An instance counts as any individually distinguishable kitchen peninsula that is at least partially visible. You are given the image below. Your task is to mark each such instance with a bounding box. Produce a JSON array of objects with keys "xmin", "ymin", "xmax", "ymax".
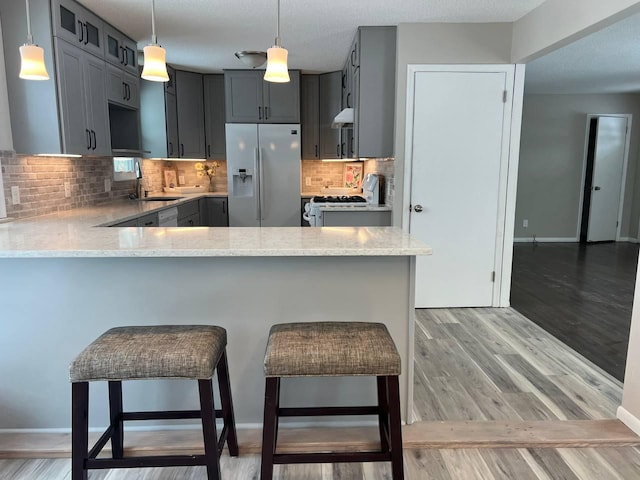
[{"xmin": 0, "ymin": 204, "xmax": 430, "ymax": 432}]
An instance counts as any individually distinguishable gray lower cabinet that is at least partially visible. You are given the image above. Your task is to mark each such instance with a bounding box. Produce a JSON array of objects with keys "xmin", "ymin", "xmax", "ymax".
[
  {"xmin": 176, "ymin": 71, "xmax": 206, "ymax": 158},
  {"xmin": 177, "ymin": 200, "xmax": 200, "ymax": 226},
  {"xmin": 136, "ymin": 213, "xmax": 159, "ymax": 227},
  {"xmin": 319, "ymin": 72, "xmax": 342, "ymax": 159},
  {"xmin": 112, "ymin": 218, "xmax": 137, "ymax": 227},
  {"xmin": 225, "ymin": 70, "xmax": 300, "ymax": 124},
  {"xmin": 301, "ymin": 76, "xmax": 320, "ymax": 160},
  {"xmin": 55, "ymin": 38, "xmax": 110, "ymax": 156},
  {"xmin": 201, "ymin": 197, "xmax": 229, "ymax": 227},
  {"xmin": 204, "ymin": 75, "xmax": 226, "ymax": 159}
]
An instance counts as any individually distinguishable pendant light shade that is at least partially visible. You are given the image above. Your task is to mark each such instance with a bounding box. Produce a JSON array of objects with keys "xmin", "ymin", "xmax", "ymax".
[
  {"xmin": 19, "ymin": 0, "xmax": 49, "ymax": 81},
  {"xmin": 141, "ymin": 0, "xmax": 169, "ymax": 82},
  {"xmin": 264, "ymin": 0, "xmax": 290, "ymax": 83}
]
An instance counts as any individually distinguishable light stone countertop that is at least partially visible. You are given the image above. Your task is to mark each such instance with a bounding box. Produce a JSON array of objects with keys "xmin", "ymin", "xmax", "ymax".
[{"xmin": 0, "ymin": 194, "xmax": 431, "ymax": 258}]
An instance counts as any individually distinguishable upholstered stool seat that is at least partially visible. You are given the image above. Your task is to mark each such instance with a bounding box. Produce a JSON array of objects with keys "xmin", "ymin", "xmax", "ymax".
[
  {"xmin": 261, "ymin": 321, "xmax": 404, "ymax": 479},
  {"xmin": 70, "ymin": 325, "xmax": 238, "ymax": 480}
]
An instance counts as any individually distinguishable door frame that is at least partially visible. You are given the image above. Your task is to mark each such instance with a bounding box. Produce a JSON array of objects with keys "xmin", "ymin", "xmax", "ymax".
[
  {"xmin": 577, "ymin": 114, "xmax": 632, "ymax": 242},
  {"xmin": 402, "ymin": 64, "xmax": 526, "ymax": 307}
]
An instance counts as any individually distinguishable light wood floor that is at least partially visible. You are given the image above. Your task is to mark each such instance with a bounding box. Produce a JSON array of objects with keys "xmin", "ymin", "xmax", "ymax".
[
  {"xmin": 2, "ymin": 447, "xmax": 640, "ymax": 479},
  {"xmin": 3, "ymin": 308, "xmax": 639, "ymax": 478}
]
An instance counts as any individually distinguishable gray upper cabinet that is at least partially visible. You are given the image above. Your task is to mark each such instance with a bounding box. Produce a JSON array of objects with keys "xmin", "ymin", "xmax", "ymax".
[
  {"xmin": 54, "ymin": 38, "xmax": 110, "ymax": 156},
  {"xmin": 140, "ymin": 76, "xmax": 179, "ymax": 159},
  {"xmin": 106, "ymin": 63, "xmax": 139, "ymax": 109},
  {"xmin": 225, "ymin": 70, "xmax": 300, "ymax": 123},
  {"xmin": 203, "ymin": 75, "xmax": 226, "ymax": 159},
  {"xmin": 103, "ymin": 23, "xmax": 137, "ymax": 75},
  {"xmin": 52, "ymin": 0, "xmax": 104, "ymax": 58},
  {"xmin": 301, "ymin": 75, "xmax": 320, "ymax": 160},
  {"xmin": 165, "ymin": 92, "xmax": 179, "ymax": 158},
  {"xmin": 319, "ymin": 72, "xmax": 342, "ymax": 159},
  {"xmin": 176, "ymin": 70, "xmax": 206, "ymax": 158},
  {"xmin": 165, "ymin": 66, "xmax": 176, "ymax": 95},
  {"xmin": 349, "ymin": 26, "xmax": 396, "ymax": 159}
]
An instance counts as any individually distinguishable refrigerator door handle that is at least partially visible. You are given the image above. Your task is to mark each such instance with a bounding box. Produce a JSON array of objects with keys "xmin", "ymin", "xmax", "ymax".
[
  {"xmin": 254, "ymin": 148, "xmax": 261, "ymax": 221},
  {"xmin": 259, "ymin": 147, "xmax": 266, "ymax": 221}
]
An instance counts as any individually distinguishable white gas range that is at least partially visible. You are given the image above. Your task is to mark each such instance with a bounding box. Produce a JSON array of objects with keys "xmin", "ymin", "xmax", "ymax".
[{"xmin": 303, "ymin": 174, "xmax": 382, "ymax": 226}]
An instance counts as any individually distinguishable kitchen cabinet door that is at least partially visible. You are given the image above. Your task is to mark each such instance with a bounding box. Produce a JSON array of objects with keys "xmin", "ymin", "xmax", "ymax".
[
  {"xmin": 106, "ymin": 64, "xmax": 139, "ymax": 109},
  {"xmin": 176, "ymin": 70, "xmax": 206, "ymax": 158},
  {"xmin": 165, "ymin": 92, "xmax": 179, "ymax": 158},
  {"xmin": 225, "ymin": 71, "xmax": 263, "ymax": 123},
  {"xmin": 83, "ymin": 52, "xmax": 111, "ymax": 156},
  {"xmin": 52, "ymin": 0, "xmax": 104, "ymax": 58},
  {"xmin": 55, "ymin": 39, "xmax": 91, "ymax": 154},
  {"xmin": 206, "ymin": 197, "xmax": 229, "ymax": 226},
  {"xmin": 103, "ymin": 23, "xmax": 137, "ymax": 75},
  {"xmin": 165, "ymin": 66, "xmax": 176, "ymax": 95},
  {"xmin": 204, "ymin": 75, "xmax": 226, "ymax": 159},
  {"xmin": 262, "ymin": 71, "xmax": 300, "ymax": 123},
  {"xmin": 319, "ymin": 72, "xmax": 342, "ymax": 159},
  {"xmin": 301, "ymin": 75, "xmax": 320, "ymax": 159}
]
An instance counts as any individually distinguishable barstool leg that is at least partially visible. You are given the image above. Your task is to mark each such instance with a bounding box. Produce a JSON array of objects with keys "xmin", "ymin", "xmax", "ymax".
[
  {"xmin": 71, "ymin": 382, "xmax": 89, "ymax": 480},
  {"xmin": 217, "ymin": 350, "xmax": 239, "ymax": 456},
  {"xmin": 387, "ymin": 376, "xmax": 404, "ymax": 480},
  {"xmin": 377, "ymin": 376, "xmax": 390, "ymax": 453},
  {"xmin": 260, "ymin": 377, "xmax": 280, "ymax": 480},
  {"xmin": 199, "ymin": 379, "xmax": 222, "ymax": 480},
  {"xmin": 108, "ymin": 381, "xmax": 124, "ymax": 459}
]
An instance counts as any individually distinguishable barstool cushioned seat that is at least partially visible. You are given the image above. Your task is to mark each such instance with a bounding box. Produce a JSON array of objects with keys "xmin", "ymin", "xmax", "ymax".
[
  {"xmin": 264, "ymin": 322, "xmax": 401, "ymax": 377},
  {"xmin": 70, "ymin": 325, "xmax": 226, "ymax": 382}
]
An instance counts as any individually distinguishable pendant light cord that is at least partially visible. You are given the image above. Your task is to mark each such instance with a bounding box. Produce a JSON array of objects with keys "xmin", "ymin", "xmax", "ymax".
[
  {"xmin": 151, "ymin": 0, "xmax": 157, "ymax": 45},
  {"xmin": 275, "ymin": 0, "xmax": 281, "ymax": 47},
  {"xmin": 25, "ymin": 0, "xmax": 33, "ymax": 44}
]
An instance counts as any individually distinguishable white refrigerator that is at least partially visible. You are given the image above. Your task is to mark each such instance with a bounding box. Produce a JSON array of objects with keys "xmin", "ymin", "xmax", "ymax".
[{"xmin": 226, "ymin": 124, "xmax": 301, "ymax": 227}]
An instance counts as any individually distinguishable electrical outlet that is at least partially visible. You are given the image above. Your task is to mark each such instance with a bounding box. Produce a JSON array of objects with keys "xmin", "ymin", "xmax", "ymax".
[
  {"xmin": 179, "ymin": 175, "xmax": 185, "ymax": 185},
  {"xmin": 305, "ymin": 177, "xmax": 311, "ymax": 186},
  {"xmin": 64, "ymin": 182, "xmax": 71, "ymax": 198},
  {"xmin": 104, "ymin": 178, "xmax": 111, "ymax": 193},
  {"xmin": 523, "ymin": 219, "xmax": 528, "ymax": 228},
  {"xmin": 11, "ymin": 186, "xmax": 20, "ymax": 205}
]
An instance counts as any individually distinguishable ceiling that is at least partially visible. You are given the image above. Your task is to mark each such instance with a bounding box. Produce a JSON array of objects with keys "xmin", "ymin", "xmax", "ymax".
[
  {"xmin": 525, "ymin": 11, "xmax": 640, "ymax": 94},
  {"xmin": 76, "ymin": 0, "xmax": 546, "ymax": 73}
]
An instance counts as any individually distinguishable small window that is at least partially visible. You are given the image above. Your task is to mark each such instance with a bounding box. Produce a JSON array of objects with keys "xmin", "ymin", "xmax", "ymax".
[{"xmin": 113, "ymin": 157, "xmax": 138, "ymax": 181}]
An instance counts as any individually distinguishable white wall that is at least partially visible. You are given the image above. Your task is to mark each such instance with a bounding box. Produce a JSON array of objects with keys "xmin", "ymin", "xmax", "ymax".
[
  {"xmin": 620, "ymin": 256, "xmax": 640, "ymax": 435},
  {"xmin": 516, "ymin": 94, "xmax": 640, "ymax": 240},
  {"xmin": 0, "ymin": 16, "xmax": 12, "ymax": 219},
  {"xmin": 393, "ymin": 23, "xmax": 513, "ymax": 226},
  {"xmin": 512, "ymin": 0, "xmax": 640, "ymax": 62}
]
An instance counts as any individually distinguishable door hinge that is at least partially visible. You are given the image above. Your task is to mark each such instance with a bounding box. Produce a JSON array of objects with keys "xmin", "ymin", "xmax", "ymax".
[
  {"xmin": 503, "ymin": 91, "xmax": 508, "ymax": 103},
  {"xmin": 491, "ymin": 271, "xmax": 496, "ymax": 282}
]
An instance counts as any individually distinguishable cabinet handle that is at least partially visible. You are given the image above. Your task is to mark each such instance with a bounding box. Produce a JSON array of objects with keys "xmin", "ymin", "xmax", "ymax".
[
  {"xmin": 168, "ymin": 142, "xmax": 173, "ymax": 156},
  {"xmin": 342, "ymin": 72, "xmax": 346, "ymax": 89},
  {"xmin": 189, "ymin": 219, "xmax": 194, "ymax": 226},
  {"xmin": 350, "ymin": 137, "xmax": 355, "ymax": 156},
  {"xmin": 91, "ymin": 130, "xmax": 97, "ymax": 150},
  {"xmin": 265, "ymin": 106, "xmax": 269, "ymax": 120},
  {"xmin": 258, "ymin": 106, "xmax": 262, "ymax": 120},
  {"xmin": 180, "ymin": 144, "xmax": 185, "ymax": 157},
  {"xmin": 337, "ymin": 144, "xmax": 340, "ymax": 157},
  {"xmin": 351, "ymin": 49, "xmax": 356, "ymax": 67},
  {"xmin": 341, "ymin": 142, "xmax": 346, "ymax": 157},
  {"xmin": 347, "ymin": 92, "xmax": 351, "ymax": 108},
  {"xmin": 119, "ymin": 46, "xmax": 124, "ymax": 64},
  {"xmin": 122, "ymin": 82, "xmax": 127, "ymax": 100},
  {"xmin": 208, "ymin": 145, "xmax": 211, "ymax": 157},
  {"xmin": 124, "ymin": 49, "xmax": 129, "ymax": 66},
  {"xmin": 144, "ymin": 221, "xmax": 153, "ymax": 226},
  {"xmin": 83, "ymin": 23, "xmax": 89, "ymax": 45},
  {"xmin": 126, "ymin": 84, "xmax": 131, "ymax": 100},
  {"xmin": 77, "ymin": 21, "xmax": 84, "ymax": 43},
  {"xmin": 222, "ymin": 200, "xmax": 226, "ymax": 214},
  {"xmin": 315, "ymin": 144, "xmax": 318, "ymax": 158},
  {"xmin": 86, "ymin": 129, "xmax": 91, "ymax": 150}
]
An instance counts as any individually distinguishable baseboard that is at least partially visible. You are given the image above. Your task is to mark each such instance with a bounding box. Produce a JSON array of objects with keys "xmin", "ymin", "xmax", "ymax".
[
  {"xmin": 617, "ymin": 406, "xmax": 640, "ymax": 436},
  {"xmin": 513, "ymin": 237, "xmax": 578, "ymax": 243},
  {"xmin": 619, "ymin": 237, "xmax": 638, "ymax": 243},
  {"xmin": 1, "ymin": 420, "xmax": 639, "ymax": 459}
]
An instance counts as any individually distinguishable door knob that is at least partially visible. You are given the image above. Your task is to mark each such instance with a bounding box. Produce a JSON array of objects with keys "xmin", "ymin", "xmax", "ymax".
[
  {"xmin": 413, "ymin": 205, "xmax": 423, "ymax": 213},
  {"xmin": 594, "ymin": 186, "xmax": 601, "ymax": 191}
]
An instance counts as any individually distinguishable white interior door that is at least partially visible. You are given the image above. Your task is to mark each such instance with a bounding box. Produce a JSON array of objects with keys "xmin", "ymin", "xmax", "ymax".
[
  {"xmin": 587, "ymin": 116, "xmax": 628, "ymax": 242},
  {"xmin": 409, "ymin": 70, "xmax": 510, "ymax": 308}
]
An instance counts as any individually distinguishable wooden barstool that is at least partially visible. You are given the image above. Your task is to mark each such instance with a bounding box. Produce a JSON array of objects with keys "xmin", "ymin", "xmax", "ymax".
[
  {"xmin": 260, "ymin": 321, "xmax": 404, "ymax": 479},
  {"xmin": 69, "ymin": 325, "xmax": 238, "ymax": 480}
]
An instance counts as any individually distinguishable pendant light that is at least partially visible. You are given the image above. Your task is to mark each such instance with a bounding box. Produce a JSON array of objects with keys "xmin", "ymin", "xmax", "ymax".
[
  {"xmin": 19, "ymin": 0, "xmax": 49, "ymax": 80},
  {"xmin": 141, "ymin": 0, "xmax": 169, "ymax": 82},
  {"xmin": 264, "ymin": 0, "xmax": 290, "ymax": 83}
]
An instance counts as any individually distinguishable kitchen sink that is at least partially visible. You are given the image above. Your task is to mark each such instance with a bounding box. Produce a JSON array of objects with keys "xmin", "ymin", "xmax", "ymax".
[{"xmin": 138, "ymin": 197, "xmax": 184, "ymax": 202}]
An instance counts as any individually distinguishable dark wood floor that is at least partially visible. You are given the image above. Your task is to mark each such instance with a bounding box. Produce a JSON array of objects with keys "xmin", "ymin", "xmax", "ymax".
[{"xmin": 510, "ymin": 242, "xmax": 639, "ymax": 381}]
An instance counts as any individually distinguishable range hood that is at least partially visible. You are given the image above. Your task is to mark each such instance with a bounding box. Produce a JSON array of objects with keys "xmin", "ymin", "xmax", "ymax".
[{"xmin": 332, "ymin": 108, "xmax": 354, "ymax": 128}]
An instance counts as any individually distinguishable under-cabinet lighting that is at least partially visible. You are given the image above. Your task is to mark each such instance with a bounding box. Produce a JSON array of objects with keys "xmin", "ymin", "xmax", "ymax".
[{"xmin": 34, "ymin": 154, "xmax": 82, "ymax": 158}]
